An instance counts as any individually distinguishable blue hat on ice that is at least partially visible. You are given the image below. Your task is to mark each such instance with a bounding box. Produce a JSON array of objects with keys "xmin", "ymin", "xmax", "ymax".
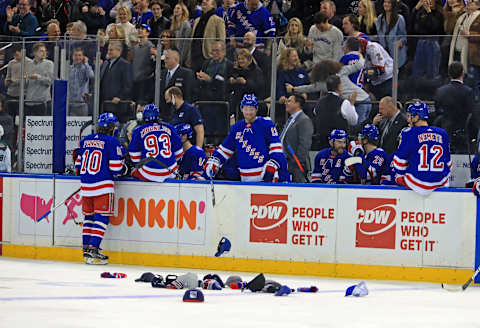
[
  {"xmin": 345, "ymin": 281, "xmax": 368, "ymax": 297},
  {"xmin": 215, "ymin": 237, "xmax": 231, "ymax": 257},
  {"xmin": 183, "ymin": 289, "xmax": 204, "ymax": 302}
]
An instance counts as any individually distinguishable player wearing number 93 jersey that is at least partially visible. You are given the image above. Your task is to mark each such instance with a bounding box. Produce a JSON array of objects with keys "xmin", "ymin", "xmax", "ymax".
[
  {"xmin": 75, "ymin": 112, "xmax": 126, "ymax": 264},
  {"xmin": 393, "ymin": 101, "xmax": 452, "ymax": 196},
  {"xmin": 129, "ymin": 104, "xmax": 183, "ymax": 182}
]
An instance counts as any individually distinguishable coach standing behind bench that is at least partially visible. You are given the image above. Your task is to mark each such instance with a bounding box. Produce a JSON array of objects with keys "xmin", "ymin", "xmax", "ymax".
[{"xmin": 280, "ymin": 94, "xmax": 313, "ymax": 183}]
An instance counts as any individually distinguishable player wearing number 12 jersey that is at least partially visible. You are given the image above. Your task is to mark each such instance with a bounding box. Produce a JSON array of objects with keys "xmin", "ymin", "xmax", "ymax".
[
  {"xmin": 393, "ymin": 101, "xmax": 452, "ymax": 196},
  {"xmin": 75, "ymin": 112, "xmax": 126, "ymax": 264},
  {"xmin": 129, "ymin": 104, "xmax": 183, "ymax": 182}
]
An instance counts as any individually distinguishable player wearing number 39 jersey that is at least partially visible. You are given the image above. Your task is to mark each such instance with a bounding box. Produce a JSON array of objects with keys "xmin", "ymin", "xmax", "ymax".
[
  {"xmin": 393, "ymin": 101, "xmax": 452, "ymax": 196},
  {"xmin": 75, "ymin": 112, "xmax": 126, "ymax": 265},
  {"xmin": 129, "ymin": 104, "xmax": 183, "ymax": 182}
]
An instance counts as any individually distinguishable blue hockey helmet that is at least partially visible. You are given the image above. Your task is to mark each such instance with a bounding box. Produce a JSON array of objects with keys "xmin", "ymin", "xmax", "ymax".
[
  {"xmin": 407, "ymin": 101, "xmax": 429, "ymax": 120},
  {"xmin": 142, "ymin": 103, "xmax": 159, "ymax": 122},
  {"xmin": 175, "ymin": 123, "xmax": 193, "ymax": 139},
  {"xmin": 360, "ymin": 124, "xmax": 379, "ymax": 141},
  {"xmin": 329, "ymin": 129, "xmax": 348, "ymax": 141},
  {"xmin": 240, "ymin": 94, "xmax": 258, "ymax": 109},
  {"xmin": 97, "ymin": 112, "xmax": 118, "ymax": 128}
]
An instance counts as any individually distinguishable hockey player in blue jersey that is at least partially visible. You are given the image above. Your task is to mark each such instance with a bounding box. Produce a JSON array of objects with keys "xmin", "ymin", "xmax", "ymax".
[
  {"xmin": 355, "ymin": 124, "xmax": 390, "ymax": 184},
  {"xmin": 175, "ymin": 123, "xmax": 206, "ymax": 180},
  {"xmin": 227, "ymin": 0, "xmax": 276, "ymax": 50},
  {"xmin": 129, "ymin": 104, "xmax": 184, "ymax": 182},
  {"xmin": 312, "ymin": 129, "xmax": 352, "ymax": 184},
  {"xmin": 75, "ymin": 112, "xmax": 126, "ymax": 265},
  {"xmin": 204, "ymin": 94, "xmax": 289, "ymax": 182},
  {"xmin": 393, "ymin": 101, "xmax": 452, "ymax": 196}
]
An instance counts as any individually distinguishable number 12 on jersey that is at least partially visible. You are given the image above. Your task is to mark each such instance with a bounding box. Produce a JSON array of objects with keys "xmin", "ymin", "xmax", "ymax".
[{"xmin": 417, "ymin": 144, "xmax": 444, "ymax": 172}]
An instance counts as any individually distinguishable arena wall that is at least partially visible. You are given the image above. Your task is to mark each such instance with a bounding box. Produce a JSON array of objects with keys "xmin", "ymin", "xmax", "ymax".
[{"xmin": 1, "ymin": 174, "xmax": 479, "ymax": 284}]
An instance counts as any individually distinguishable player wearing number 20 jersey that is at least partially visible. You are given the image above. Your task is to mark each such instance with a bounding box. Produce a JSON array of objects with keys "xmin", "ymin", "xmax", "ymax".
[
  {"xmin": 393, "ymin": 101, "xmax": 451, "ymax": 196},
  {"xmin": 129, "ymin": 104, "xmax": 183, "ymax": 182}
]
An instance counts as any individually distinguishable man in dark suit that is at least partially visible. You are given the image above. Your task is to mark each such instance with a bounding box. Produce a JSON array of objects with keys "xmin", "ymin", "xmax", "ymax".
[
  {"xmin": 159, "ymin": 48, "xmax": 195, "ymax": 120},
  {"xmin": 243, "ymin": 32, "xmax": 271, "ymax": 92},
  {"xmin": 100, "ymin": 41, "xmax": 133, "ymax": 123},
  {"xmin": 435, "ymin": 61, "xmax": 474, "ymax": 153},
  {"xmin": 280, "ymin": 95, "xmax": 314, "ymax": 182},
  {"xmin": 372, "ymin": 96, "xmax": 408, "ymax": 155}
]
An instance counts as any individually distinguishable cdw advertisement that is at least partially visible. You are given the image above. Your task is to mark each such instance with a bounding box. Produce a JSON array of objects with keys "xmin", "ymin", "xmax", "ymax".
[
  {"xmin": 240, "ymin": 187, "xmax": 338, "ymax": 261},
  {"xmin": 15, "ymin": 179, "xmax": 208, "ymax": 247},
  {"xmin": 337, "ymin": 189, "xmax": 475, "ymax": 268}
]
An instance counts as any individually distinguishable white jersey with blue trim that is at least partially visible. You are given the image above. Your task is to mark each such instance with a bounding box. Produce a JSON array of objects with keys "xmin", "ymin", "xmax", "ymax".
[
  {"xmin": 393, "ymin": 126, "xmax": 452, "ymax": 195},
  {"xmin": 75, "ymin": 133, "xmax": 125, "ymax": 197},
  {"xmin": 365, "ymin": 41, "xmax": 393, "ymax": 86},
  {"xmin": 227, "ymin": 2, "xmax": 276, "ymax": 49},
  {"xmin": 128, "ymin": 122, "xmax": 183, "ymax": 182},
  {"xmin": 179, "ymin": 145, "xmax": 206, "ymax": 180},
  {"xmin": 211, "ymin": 117, "xmax": 288, "ymax": 182}
]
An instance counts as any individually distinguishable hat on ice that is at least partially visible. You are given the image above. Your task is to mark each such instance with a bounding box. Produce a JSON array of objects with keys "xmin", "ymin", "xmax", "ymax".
[
  {"xmin": 242, "ymin": 273, "xmax": 265, "ymax": 292},
  {"xmin": 135, "ymin": 272, "xmax": 161, "ymax": 283},
  {"xmin": 183, "ymin": 289, "xmax": 205, "ymax": 302},
  {"xmin": 345, "ymin": 281, "xmax": 369, "ymax": 297},
  {"xmin": 226, "ymin": 275, "xmax": 242, "ymax": 286},
  {"xmin": 274, "ymin": 285, "xmax": 293, "ymax": 296}
]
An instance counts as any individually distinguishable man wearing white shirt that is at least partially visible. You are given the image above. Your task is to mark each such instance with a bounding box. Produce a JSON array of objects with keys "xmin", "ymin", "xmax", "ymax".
[{"xmin": 311, "ymin": 75, "xmax": 358, "ymax": 150}]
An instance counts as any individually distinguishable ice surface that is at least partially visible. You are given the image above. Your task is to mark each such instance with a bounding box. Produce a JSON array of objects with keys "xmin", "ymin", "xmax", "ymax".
[{"xmin": 0, "ymin": 257, "xmax": 478, "ymax": 328}]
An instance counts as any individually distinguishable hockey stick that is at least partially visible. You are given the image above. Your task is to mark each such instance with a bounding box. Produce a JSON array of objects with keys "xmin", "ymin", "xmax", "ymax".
[
  {"xmin": 37, "ymin": 187, "xmax": 82, "ymax": 224},
  {"xmin": 442, "ymin": 266, "xmax": 480, "ymax": 292},
  {"xmin": 286, "ymin": 144, "xmax": 306, "ymax": 176},
  {"xmin": 209, "ymin": 172, "xmax": 216, "ymax": 207}
]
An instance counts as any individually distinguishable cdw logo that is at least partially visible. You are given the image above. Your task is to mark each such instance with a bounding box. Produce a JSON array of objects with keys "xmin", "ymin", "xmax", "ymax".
[
  {"xmin": 249, "ymin": 194, "xmax": 288, "ymax": 244},
  {"xmin": 356, "ymin": 198, "xmax": 397, "ymax": 249}
]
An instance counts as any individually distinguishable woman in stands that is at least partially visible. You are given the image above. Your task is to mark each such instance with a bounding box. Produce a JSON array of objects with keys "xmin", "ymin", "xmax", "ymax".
[
  {"xmin": 228, "ymin": 49, "xmax": 265, "ymax": 118},
  {"xmin": 276, "ymin": 48, "xmax": 309, "ymax": 106},
  {"xmin": 116, "ymin": 5, "xmax": 137, "ymax": 47},
  {"xmin": 170, "ymin": 3, "xmax": 192, "ymax": 67},
  {"xmin": 102, "ymin": 24, "xmax": 131, "ymax": 61},
  {"xmin": 357, "ymin": 0, "xmax": 377, "ymax": 36},
  {"xmin": 277, "ymin": 18, "xmax": 309, "ymax": 65}
]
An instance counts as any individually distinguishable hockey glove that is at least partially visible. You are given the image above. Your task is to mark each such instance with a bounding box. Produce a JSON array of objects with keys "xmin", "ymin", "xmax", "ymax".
[
  {"xmin": 473, "ymin": 178, "xmax": 480, "ymax": 197},
  {"xmin": 348, "ymin": 141, "xmax": 364, "ymax": 157},
  {"xmin": 204, "ymin": 156, "xmax": 221, "ymax": 178},
  {"xmin": 262, "ymin": 159, "xmax": 279, "ymax": 182}
]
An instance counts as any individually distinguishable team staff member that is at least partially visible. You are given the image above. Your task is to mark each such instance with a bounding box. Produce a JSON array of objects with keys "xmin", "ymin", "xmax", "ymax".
[
  {"xmin": 75, "ymin": 113, "xmax": 126, "ymax": 265},
  {"xmin": 165, "ymin": 86, "xmax": 205, "ymax": 148}
]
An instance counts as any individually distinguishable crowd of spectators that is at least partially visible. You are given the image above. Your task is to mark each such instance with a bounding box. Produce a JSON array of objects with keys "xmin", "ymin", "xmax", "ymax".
[{"xmin": 0, "ymin": 0, "xmax": 479, "ymax": 167}]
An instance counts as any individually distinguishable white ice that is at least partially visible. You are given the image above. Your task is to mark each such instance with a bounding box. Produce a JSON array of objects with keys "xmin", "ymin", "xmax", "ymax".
[{"xmin": 0, "ymin": 257, "xmax": 478, "ymax": 328}]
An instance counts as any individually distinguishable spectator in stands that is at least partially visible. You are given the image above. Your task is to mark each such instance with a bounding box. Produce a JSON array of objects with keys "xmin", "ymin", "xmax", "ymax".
[
  {"xmin": 243, "ymin": 32, "xmax": 271, "ymax": 89},
  {"xmin": 376, "ymin": 0, "xmax": 407, "ymax": 69},
  {"xmin": 69, "ymin": 21, "xmax": 97, "ymax": 66},
  {"xmin": 276, "ymin": 48, "xmax": 309, "ymax": 105},
  {"xmin": 98, "ymin": 0, "xmax": 114, "ymax": 17},
  {"xmin": 340, "ymin": 36, "xmax": 365, "ymax": 88},
  {"xmin": 132, "ymin": 24, "xmax": 155, "ymax": 105},
  {"xmin": 5, "ymin": 45, "xmax": 33, "ymax": 116},
  {"xmin": 375, "ymin": 0, "xmax": 411, "ymax": 29},
  {"xmin": 227, "ymin": 0, "xmax": 276, "ymax": 54},
  {"xmin": 44, "ymin": 20, "xmax": 63, "ymax": 62},
  {"xmin": 227, "ymin": 48, "xmax": 265, "ymax": 117},
  {"xmin": 449, "ymin": 0, "xmax": 480, "ymax": 102},
  {"xmin": 410, "ymin": 0, "xmax": 444, "ymax": 80},
  {"xmin": 304, "ymin": 12, "xmax": 343, "ymax": 70},
  {"xmin": 434, "ymin": 61, "xmax": 473, "ymax": 152},
  {"xmin": 359, "ymin": 38, "xmax": 394, "ymax": 100},
  {"xmin": 25, "ymin": 42, "xmax": 54, "ymax": 116},
  {"xmin": 289, "ymin": 52, "xmax": 370, "ymax": 125},
  {"xmin": 0, "ymin": 0, "xmax": 13, "ymax": 25},
  {"xmin": 196, "ymin": 41, "xmax": 233, "ymax": 144},
  {"xmin": 38, "ymin": 0, "xmax": 71, "ymax": 32},
  {"xmin": 444, "ymin": 0, "xmax": 466, "ymax": 35},
  {"xmin": 3, "ymin": 0, "xmax": 39, "ymax": 37},
  {"xmin": 102, "ymin": 24, "xmax": 131, "ymax": 60},
  {"xmin": 190, "ymin": 0, "xmax": 226, "ymax": 73},
  {"xmin": 99, "ymin": 41, "xmax": 134, "ymax": 123},
  {"xmin": 280, "ymin": 94, "xmax": 313, "ymax": 183},
  {"xmin": 79, "ymin": 0, "xmax": 107, "ymax": 35},
  {"xmin": 171, "ymin": 3, "xmax": 192, "ymax": 67},
  {"xmin": 310, "ymin": 75, "xmax": 358, "ymax": 150},
  {"xmin": 277, "ymin": 17, "xmax": 309, "ymax": 64},
  {"xmin": 159, "ymin": 49, "xmax": 195, "ymax": 119},
  {"xmin": 334, "ymin": 0, "xmax": 360, "ymax": 15},
  {"xmin": 0, "ymin": 95, "xmax": 15, "ymax": 158},
  {"xmin": 357, "ymin": 0, "xmax": 378, "ymax": 35},
  {"xmin": 342, "ymin": 14, "xmax": 371, "ymax": 40},
  {"xmin": 148, "ymin": 1, "xmax": 171, "ymax": 40},
  {"xmin": 110, "ymin": 0, "xmax": 133, "ymax": 22},
  {"xmin": 69, "ymin": 47, "xmax": 94, "ymax": 116},
  {"xmin": 216, "ymin": 0, "xmax": 236, "ymax": 27},
  {"xmin": 156, "ymin": 29, "xmax": 177, "ymax": 69},
  {"xmin": 320, "ymin": 0, "xmax": 343, "ymax": 30},
  {"xmin": 372, "ymin": 96, "xmax": 408, "ymax": 154},
  {"xmin": 166, "ymin": 86, "xmax": 205, "ymax": 147},
  {"xmin": 117, "ymin": 5, "xmax": 138, "ymax": 46},
  {"xmin": 132, "ymin": 0, "xmax": 153, "ymax": 25}
]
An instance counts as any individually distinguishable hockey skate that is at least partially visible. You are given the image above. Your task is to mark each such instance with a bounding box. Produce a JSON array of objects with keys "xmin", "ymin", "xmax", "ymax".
[{"xmin": 84, "ymin": 247, "xmax": 108, "ymax": 265}]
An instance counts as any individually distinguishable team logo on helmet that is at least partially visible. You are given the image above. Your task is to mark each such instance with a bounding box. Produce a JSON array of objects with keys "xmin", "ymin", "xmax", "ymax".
[
  {"xmin": 360, "ymin": 124, "xmax": 379, "ymax": 141},
  {"xmin": 241, "ymin": 94, "xmax": 258, "ymax": 109},
  {"xmin": 175, "ymin": 123, "xmax": 193, "ymax": 139},
  {"xmin": 329, "ymin": 129, "xmax": 348, "ymax": 141},
  {"xmin": 407, "ymin": 101, "xmax": 429, "ymax": 120},
  {"xmin": 142, "ymin": 104, "xmax": 159, "ymax": 122},
  {"xmin": 97, "ymin": 112, "xmax": 118, "ymax": 128}
]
